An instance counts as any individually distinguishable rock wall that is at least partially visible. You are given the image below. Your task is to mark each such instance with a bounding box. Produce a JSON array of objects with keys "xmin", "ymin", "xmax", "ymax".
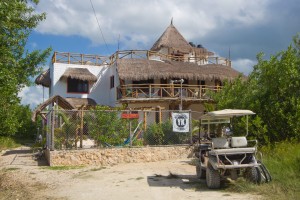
[{"xmin": 48, "ymin": 146, "xmax": 192, "ymax": 166}]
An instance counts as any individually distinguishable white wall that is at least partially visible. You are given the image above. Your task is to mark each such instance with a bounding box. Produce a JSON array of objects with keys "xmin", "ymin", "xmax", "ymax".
[{"xmin": 51, "ymin": 63, "xmax": 111, "ymax": 106}]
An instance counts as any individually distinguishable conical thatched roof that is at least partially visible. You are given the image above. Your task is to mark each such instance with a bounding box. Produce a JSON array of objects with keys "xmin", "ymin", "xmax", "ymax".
[
  {"xmin": 35, "ymin": 69, "xmax": 50, "ymax": 87},
  {"xmin": 150, "ymin": 23, "xmax": 213, "ymax": 56},
  {"xmin": 117, "ymin": 59, "xmax": 243, "ymax": 81},
  {"xmin": 60, "ymin": 68, "xmax": 97, "ymax": 82},
  {"xmin": 151, "ymin": 23, "xmax": 191, "ymax": 52}
]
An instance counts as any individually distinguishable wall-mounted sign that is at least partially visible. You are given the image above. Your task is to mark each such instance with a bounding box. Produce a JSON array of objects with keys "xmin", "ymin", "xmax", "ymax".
[
  {"xmin": 172, "ymin": 112, "xmax": 189, "ymax": 132},
  {"xmin": 121, "ymin": 113, "xmax": 139, "ymax": 119}
]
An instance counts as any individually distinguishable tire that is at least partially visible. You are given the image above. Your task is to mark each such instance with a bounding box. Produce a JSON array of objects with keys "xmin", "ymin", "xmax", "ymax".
[
  {"xmin": 196, "ymin": 163, "xmax": 206, "ymax": 179},
  {"xmin": 244, "ymin": 167, "xmax": 260, "ymax": 184},
  {"xmin": 206, "ymin": 163, "xmax": 221, "ymax": 189}
]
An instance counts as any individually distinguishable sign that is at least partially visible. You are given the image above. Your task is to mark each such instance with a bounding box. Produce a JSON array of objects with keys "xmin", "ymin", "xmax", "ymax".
[
  {"xmin": 172, "ymin": 112, "xmax": 189, "ymax": 132},
  {"xmin": 121, "ymin": 113, "xmax": 139, "ymax": 119}
]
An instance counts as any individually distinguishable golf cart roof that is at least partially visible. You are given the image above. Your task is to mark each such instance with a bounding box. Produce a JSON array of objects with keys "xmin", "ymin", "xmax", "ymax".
[{"xmin": 201, "ymin": 109, "xmax": 255, "ymax": 120}]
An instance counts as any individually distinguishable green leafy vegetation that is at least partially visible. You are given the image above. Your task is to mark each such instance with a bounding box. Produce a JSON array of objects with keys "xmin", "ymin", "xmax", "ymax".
[
  {"xmin": 0, "ymin": 0, "xmax": 51, "ymax": 137},
  {"xmin": 0, "ymin": 136, "xmax": 21, "ymax": 150},
  {"xmin": 87, "ymin": 106, "xmax": 131, "ymax": 147},
  {"xmin": 213, "ymin": 34, "xmax": 300, "ymax": 145},
  {"xmin": 144, "ymin": 120, "xmax": 190, "ymax": 145},
  {"xmin": 226, "ymin": 142, "xmax": 300, "ymax": 200}
]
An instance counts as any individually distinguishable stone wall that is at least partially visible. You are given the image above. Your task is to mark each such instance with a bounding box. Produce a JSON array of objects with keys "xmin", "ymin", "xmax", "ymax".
[{"xmin": 48, "ymin": 146, "xmax": 193, "ymax": 166}]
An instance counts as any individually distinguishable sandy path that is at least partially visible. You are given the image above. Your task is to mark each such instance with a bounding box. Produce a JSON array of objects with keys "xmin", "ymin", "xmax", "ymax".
[{"xmin": 0, "ymin": 147, "xmax": 260, "ymax": 200}]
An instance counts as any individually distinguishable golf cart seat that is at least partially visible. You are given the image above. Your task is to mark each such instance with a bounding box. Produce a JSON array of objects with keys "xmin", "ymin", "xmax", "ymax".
[
  {"xmin": 210, "ymin": 136, "xmax": 256, "ymax": 155},
  {"xmin": 231, "ymin": 137, "xmax": 248, "ymax": 147},
  {"xmin": 212, "ymin": 138, "xmax": 229, "ymax": 149},
  {"xmin": 209, "ymin": 147, "xmax": 256, "ymax": 155}
]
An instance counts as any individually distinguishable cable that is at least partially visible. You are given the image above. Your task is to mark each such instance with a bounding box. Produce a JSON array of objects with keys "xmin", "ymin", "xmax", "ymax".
[{"xmin": 89, "ymin": 0, "xmax": 110, "ymax": 53}]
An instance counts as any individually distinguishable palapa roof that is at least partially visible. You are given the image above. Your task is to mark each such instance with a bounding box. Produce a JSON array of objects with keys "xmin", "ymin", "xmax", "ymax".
[
  {"xmin": 150, "ymin": 22, "xmax": 213, "ymax": 56},
  {"xmin": 66, "ymin": 98, "xmax": 97, "ymax": 108},
  {"xmin": 35, "ymin": 69, "xmax": 50, "ymax": 87},
  {"xmin": 117, "ymin": 59, "xmax": 243, "ymax": 81},
  {"xmin": 60, "ymin": 68, "xmax": 97, "ymax": 82},
  {"xmin": 31, "ymin": 95, "xmax": 76, "ymax": 122},
  {"xmin": 31, "ymin": 95, "xmax": 98, "ymax": 122}
]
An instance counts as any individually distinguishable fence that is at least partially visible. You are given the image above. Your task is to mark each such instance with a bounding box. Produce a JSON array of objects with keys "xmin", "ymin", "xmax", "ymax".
[{"xmin": 43, "ymin": 109, "xmax": 200, "ymax": 150}]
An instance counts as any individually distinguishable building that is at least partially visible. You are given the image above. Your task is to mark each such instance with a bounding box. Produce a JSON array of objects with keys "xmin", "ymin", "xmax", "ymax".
[{"xmin": 33, "ymin": 22, "xmax": 243, "ymax": 122}]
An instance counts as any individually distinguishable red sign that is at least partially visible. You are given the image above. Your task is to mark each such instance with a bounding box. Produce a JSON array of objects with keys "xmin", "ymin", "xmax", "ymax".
[{"xmin": 121, "ymin": 113, "xmax": 139, "ymax": 119}]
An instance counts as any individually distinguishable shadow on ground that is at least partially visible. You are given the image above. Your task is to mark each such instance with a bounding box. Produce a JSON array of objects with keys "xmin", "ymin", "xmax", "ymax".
[
  {"xmin": 147, "ymin": 173, "xmax": 210, "ymax": 191},
  {"xmin": 2, "ymin": 147, "xmax": 48, "ymax": 166}
]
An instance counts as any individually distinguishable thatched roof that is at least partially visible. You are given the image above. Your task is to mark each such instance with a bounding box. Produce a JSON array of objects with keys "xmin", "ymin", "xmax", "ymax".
[
  {"xmin": 150, "ymin": 23, "xmax": 213, "ymax": 56},
  {"xmin": 35, "ymin": 69, "xmax": 50, "ymax": 87},
  {"xmin": 66, "ymin": 98, "xmax": 97, "ymax": 108},
  {"xmin": 117, "ymin": 59, "xmax": 243, "ymax": 81},
  {"xmin": 31, "ymin": 95, "xmax": 76, "ymax": 122},
  {"xmin": 31, "ymin": 96, "xmax": 98, "ymax": 122},
  {"xmin": 60, "ymin": 68, "xmax": 97, "ymax": 82}
]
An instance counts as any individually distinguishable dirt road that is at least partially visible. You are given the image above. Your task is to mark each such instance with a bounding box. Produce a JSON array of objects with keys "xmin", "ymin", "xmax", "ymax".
[{"xmin": 0, "ymin": 147, "xmax": 260, "ymax": 200}]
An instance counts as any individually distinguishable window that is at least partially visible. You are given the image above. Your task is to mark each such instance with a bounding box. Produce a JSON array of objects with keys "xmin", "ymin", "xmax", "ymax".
[
  {"xmin": 67, "ymin": 78, "xmax": 89, "ymax": 93},
  {"xmin": 110, "ymin": 76, "xmax": 114, "ymax": 89}
]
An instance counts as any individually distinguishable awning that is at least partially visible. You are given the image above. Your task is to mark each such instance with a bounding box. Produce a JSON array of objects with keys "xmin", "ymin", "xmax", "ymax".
[{"xmin": 60, "ymin": 68, "xmax": 97, "ymax": 82}]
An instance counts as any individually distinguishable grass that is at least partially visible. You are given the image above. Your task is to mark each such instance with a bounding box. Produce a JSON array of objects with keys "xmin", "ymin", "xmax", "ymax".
[
  {"xmin": 2, "ymin": 167, "xmax": 20, "ymax": 172},
  {"xmin": 225, "ymin": 142, "xmax": 300, "ymax": 200},
  {"xmin": 0, "ymin": 136, "xmax": 21, "ymax": 151}
]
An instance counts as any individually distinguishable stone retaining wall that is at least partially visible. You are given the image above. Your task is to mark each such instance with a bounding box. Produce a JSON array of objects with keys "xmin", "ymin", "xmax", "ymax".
[{"xmin": 47, "ymin": 146, "xmax": 193, "ymax": 166}]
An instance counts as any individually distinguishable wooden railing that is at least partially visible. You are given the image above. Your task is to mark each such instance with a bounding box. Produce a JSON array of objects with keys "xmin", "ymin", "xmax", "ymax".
[
  {"xmin": 52, "ymin": 52, "xmax": 110, "ymax": 66},
  {"xmin": 52, "ymin": 50, "xmax": 231, "ymax": 67},
  {"xmin": 117, "ymin": 84, "xmax": 222, "ymax": 100}
]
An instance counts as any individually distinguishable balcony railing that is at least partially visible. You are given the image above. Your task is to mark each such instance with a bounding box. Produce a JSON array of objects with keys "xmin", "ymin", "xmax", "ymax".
[
  {"xmin": 52, "ymin": 50, "xmax": 231, "ymax": 67},
  {"xmin": 117, "ymin": 84, "xmax": 222, "ymax": 100}
]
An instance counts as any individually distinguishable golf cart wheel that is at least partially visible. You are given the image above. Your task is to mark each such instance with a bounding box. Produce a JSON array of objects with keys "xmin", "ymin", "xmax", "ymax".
[
  {"xmin": 206, "ymin": 163, "xmax": 221, "ymax": 189},
  {"xmin": 196, "ymin": 163, "xmax": 206, "ymax": 179},
  {"xmin": 244, "ymin": 167, "xmax": 260, "ymax": 184}
]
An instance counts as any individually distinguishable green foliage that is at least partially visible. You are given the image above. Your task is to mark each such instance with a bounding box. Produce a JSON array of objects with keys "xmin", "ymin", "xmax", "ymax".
[
  {"xmin": 144, "ymin": 122, "xmax": 164, "ymax": 145},
  {"xmin": 226, "ymin": 142, "xmax": 300, "ymax": 200},
  {"xmin": 0, "ymin": 0, "xmax": 51, "ymax": 136},
  {"xmin": 87, "ymin": 106, "xmax": 129, "ymax": 147},
  {"xmin": 144, "ymin": 120, "xmax": 189, "ymax": 145},
  {"xmin": 213, "ymin": 35, "xmax": 300, "ymax": 144},
  {"xmin": 15, "ymin": 105, "xmax": 38, "ymax": 139},
  {"xmin": 54, "ymin": 111, "xmax": 79, "ymax": 149},
  {"xmin": 0, "ymin": 136, "xmax": 21, "ymax": 150}
]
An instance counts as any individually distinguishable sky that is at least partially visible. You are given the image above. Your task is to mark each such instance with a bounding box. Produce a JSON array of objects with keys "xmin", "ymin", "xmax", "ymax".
[{"xmin": 20, "ymin": 0, "xmax": 300, "ymax": 109}]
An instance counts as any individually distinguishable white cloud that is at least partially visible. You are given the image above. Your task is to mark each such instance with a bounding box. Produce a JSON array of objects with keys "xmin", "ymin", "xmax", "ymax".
[
  {"xmin": 232, "ymin": 58, "xmax": 257, "ymax": 75},
  {"xmin": 18, "ymin": 85, "xmax": 49, "ymax": 109},
  {"xmin": 35, "ymin": 0, "xmax": 271, "ymax": 49}
]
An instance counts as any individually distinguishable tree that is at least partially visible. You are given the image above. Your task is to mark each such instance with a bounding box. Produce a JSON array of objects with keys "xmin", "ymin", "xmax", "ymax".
[
  {"xmin": 0, "ymin": 0, "xmax": 51, "ymax": 136},
  {"xmin": 213, "ymin": 35, "xmax": 300, "ymax": 144}
]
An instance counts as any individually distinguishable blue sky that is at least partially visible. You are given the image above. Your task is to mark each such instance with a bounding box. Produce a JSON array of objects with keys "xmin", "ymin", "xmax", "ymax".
[{"xmin": 20, "ymin": 0, "xmax": 300, "ymax": 109}]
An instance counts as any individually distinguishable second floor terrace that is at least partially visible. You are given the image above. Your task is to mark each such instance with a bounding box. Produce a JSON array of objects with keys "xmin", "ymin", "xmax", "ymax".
[{"xmin": 117, "ymin": 83, "xmax": 222, "ymax": 102}]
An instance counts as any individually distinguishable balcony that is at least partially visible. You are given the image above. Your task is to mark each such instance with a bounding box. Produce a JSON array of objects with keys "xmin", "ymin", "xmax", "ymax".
[{"xmin": 117, "ymin": 84, "xmax": 221, "ymax": 102}]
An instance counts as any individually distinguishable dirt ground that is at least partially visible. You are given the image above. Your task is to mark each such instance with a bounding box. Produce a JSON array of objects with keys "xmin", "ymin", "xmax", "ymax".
[{"xmin": 0, "ymin": 146, "xmax": 260, "ymax": 200}]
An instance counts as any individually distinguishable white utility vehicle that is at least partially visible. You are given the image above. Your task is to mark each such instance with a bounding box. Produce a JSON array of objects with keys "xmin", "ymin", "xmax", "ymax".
[{"xmin": 195, "ymin": 109, "xmax": 271, "ymax": 189}]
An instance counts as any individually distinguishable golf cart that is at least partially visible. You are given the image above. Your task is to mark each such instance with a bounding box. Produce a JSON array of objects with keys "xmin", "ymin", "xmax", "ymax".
[{"xmin": 195, "ymin": 109, "xmax": 271, "ymax": 189}]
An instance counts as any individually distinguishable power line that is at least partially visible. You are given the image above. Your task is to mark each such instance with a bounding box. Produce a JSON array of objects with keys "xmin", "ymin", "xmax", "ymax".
[{"xmin": 89, "ymin": 0, "xmax": 110, "ymax": 53}]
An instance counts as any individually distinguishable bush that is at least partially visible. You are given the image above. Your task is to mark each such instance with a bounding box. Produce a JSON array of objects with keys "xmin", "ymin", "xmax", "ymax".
[
  {"xmin": 144, "ymin": 120, "xmax": 190, "ymax": 145},
  {"xmin": 87, "ymin": 106, "xmax": 130, "ymax": 147},
  {"xmin": 0, "ymin": 136, "xmax": 20, "ymax": 150}
]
